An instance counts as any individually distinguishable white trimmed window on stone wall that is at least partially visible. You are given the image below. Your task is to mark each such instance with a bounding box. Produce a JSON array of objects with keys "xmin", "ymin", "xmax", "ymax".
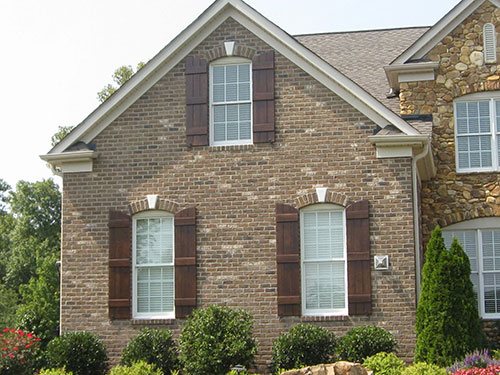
[
  {"xmin": 454, "ymin": 93, "xmax": 500, "ymax": 173},
  {"xmin": 210, "ymin": 57, "xmax": 252, "ymax": 146},
  {"xmin": 132, "ymin": 211, "xmax": 175, "ymax": 319},
  {"xmin": 300, "ymin": 204, "xmax": 348, "ymax": 316},
  {"xmin": 443, "ymin": 218, "xmax": 500, "ymax": 319}
]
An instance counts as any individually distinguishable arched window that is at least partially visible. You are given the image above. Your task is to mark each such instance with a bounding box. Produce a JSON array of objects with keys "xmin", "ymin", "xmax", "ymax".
[
  {"xmin": 210, "ymin": 57, "xmax": 252, "ymax": 146},
  {"xmin": 443, "ymin": 217, "xmax": 500, "ymax": 318},
  {"xmin": 132, "ymin": 210, "xmax": 175, "ymax": 319},
  {"xmin": 300, "ymin": 203, "xmax": 348, "ymax": 316}
]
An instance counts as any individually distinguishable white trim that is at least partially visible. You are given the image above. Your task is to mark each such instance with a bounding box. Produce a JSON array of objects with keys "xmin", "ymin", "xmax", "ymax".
[
  {"xmin": 443, "ymin": 220, "xmax": 500, "ymax": 319},
  {"xmin": 40, "ymin": 150, "xmax": 98, "ymax": 174},
  {"xmin": 398, "ymin": 71, "xmax": 435, "ymax": 83},
  {"xmin": 392, "ymin": 0, "xmax": 500, "ymax": 65},
  {"xmin": 209, "ymin": 58, "xmax": 253, "ymax": 146},
  {"xmin": 316, "ymin": 187, "xmax": 328, "ymax": 203},
  {"xmin": 147, "ymin": 195, "xmax": 158, "ymax": 210},
  {"xmin": 132, "ymin": 211, "xmax": 175, "ymax": 320},
  {"xmin": 224, "ymin": 41, "xmax": 235, "ymax": 56},
  {"xmin": 300, "ymin": 203, "xmax": 348, "ymax": 316},
  {"xmin": 384, "ymin": 62, "xmax": 439, "ymax": 91},
  {"xmin": 45, "ymin": 0, "xmax": 420, "ymax": 157},
  {"xmin": 454, "ymin": 95, "xmax": 500, "ymax": 173}
]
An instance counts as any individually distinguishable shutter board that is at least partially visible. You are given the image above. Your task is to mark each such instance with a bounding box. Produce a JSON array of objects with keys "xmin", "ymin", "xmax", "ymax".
[
  {"xmin": 253, "ymin": 51, "xmax": 275, "ymax": 143},
  {"xmin": 484, "ymin": 23, "xmax": 497, "ymax": 63},
  {"xmin": 276, "ymin": 203, "xmax": 301, "ymax": 316},
  {"xmin": 185, "ymin": 56, "xmax": 208, "ymax": 146},
  {"xmin": 109, "ymin": 210, "xmax": 132, "ymax": 320},
  {"xmin": 175, "ymin": 207, "xmax": 197, "ymax": 318},
  {"xmin": 346, "ymin": 200, "xmax": 372, "ymax": 315}
]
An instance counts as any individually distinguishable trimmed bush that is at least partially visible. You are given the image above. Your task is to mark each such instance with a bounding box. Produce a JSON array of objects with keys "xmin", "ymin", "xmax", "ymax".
[
  {"xmin": 109, "ymin": 361, "xmax": 164, "ymax": 375},
  {"xmin": 336, "ymin": 326, "xmax": 396, "ymax": 363},
  {"xmin": 179, "ymin": 305, "xmax": 257, "ymax": 375},
  {"xmin": 39, "ymin": 369, "xmax": 73, "ymax": 375},
  {"xmin": 362, "ymin": 352, "xmax": 405, "ymax": 375},
  {"xmin": 401, "ymin": 362, "xmax": 447, "ymax": 375},
  {"xmin": 46, "ymin": 331, "xmax": 108, "ymax": 375},
  {"xmin": 121, "ymin": 328, "xmax": 178, "ymax": 375},
  {"xmin": 270, "ymin": 324, "xmax": 337, "ymax": 374},
  {"xmin": 415, "ymin": 227, "xmax": 485, "ymax": 367}
]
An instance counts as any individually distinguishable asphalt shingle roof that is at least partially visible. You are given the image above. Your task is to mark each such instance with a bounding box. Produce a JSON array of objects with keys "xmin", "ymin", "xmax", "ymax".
[{"xmin": 296, "ymin": 27, "xmax": 430, "ymax": 114}]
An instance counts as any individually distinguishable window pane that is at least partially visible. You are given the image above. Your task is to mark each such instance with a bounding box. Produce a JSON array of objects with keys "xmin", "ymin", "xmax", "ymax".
[
  {"xmin": 226, "ymin": 83, "xmax": 237, "ymax": 101},
  {"xmin": 213, "ymin": 85, "xmax": 225, "ymax": 103},
  {"xmin": 304, "ymin": 261, "xmax": 345, "ymax": 310},
  {"xmin": 214, "ymin": 122, "xmax": 225, "ymax": 142},
  {"xmin": 496, "ymin": 101, "xmax": 500, "ymax": 133},
  {"xmin": 226, "ymin": 65, "xmax": 237, "ymax": 83},
  {"xmin": 303, "ymin": 210, "xmax": 344, "ymax": 260},
  {"xmin": 483, "ymin": 272, "xmax": 500, "ymax": 314},
  {"xmin": 213, "ymin": 66, "xmax": 224, "ymax": 84},
  {"xmin": 136, "ymin": 217, "xmax": 173, "ymax": 265},
  {"xmin": 238, "ymin": 64, "xmax": 250, "ymax": 82},
  {"xmin": 137, "ymin": 266, "xmax": 174, "ymax": 314},
  {"xmin": 456, "ymin": 135, "xmax": 493, "ymax": 169}
]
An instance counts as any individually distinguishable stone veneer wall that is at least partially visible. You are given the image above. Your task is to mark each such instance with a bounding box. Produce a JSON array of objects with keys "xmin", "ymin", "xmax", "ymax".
[
  {"xmin": 399, "ymin": 1, "xmax": 500, "ymax": 242},
  {"xmin": 61, "ymin": 17, "xmax": 417, "ymax": 372},
  {"xmin": 398, "ymin": 1, "xmax": 500, "ymax": 345}
]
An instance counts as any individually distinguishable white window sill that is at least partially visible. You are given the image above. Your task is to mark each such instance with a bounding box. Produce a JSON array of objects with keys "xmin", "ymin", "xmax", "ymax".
[{"xmin": 301, "ymin": 315, "xmax": 349, "ymax": 322}]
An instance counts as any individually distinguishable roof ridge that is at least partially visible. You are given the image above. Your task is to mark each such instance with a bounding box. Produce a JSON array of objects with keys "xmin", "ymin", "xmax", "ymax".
[{"xmin": 294, "ymin": 26, "xmax": 431, "ymax": 38}]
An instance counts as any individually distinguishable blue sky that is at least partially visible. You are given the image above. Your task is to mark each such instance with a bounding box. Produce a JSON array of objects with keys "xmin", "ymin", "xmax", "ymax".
[{"xmin": 0, "ymin": 0, "xmax": 460, "ymax": 188}]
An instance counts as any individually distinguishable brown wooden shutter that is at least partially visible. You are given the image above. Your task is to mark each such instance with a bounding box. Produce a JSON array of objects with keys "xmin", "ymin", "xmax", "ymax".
[
  {"xmin": 175, "ymin": 207, "xmax": 197, "ymax": 318},
  {"xmin": 346, "ymin": 200, "xmax": 372, "ymax": 315},
  {"xmin": 186, "ymin": 56, "xmax": 208, "ymax": 146},
  {"xmin": 108, "ymin": 210, "xmax": 132, "ymax": 320},
  {"xmin": 276, "ymin": 203, "xmax": 300, "ymax": 316},
  {"xmin": 253, "ymin": 51, "xmax": 275, "ymax": 143}
]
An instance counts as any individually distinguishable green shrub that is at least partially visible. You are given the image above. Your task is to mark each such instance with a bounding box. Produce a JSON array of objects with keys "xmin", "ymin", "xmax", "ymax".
[
  {"xmin": 415, "ymin": 227, "xmax": 485, "ymax": 367},
  {"xmin": 362, "ymin": 352, "xmax": 405, "ymax": 375},
  {"xmin": 179, "ymin": 305, "xmax": 258, "ymax": 375},
  {"xmin": 46, "ymin": 331, "xmax": 108, "ymax": 375},
  {"xmin": 270, "ymin": 324, "xmax": 337, "ymax": 374},
  {"xmin": 121, "ymin": 328, "xmax": 178, "ymax": 375},
  {"xmin": 401, "ymin": 362, "xmax": 447, "ymax": 375},
  {"xmin": 39, "ymin": 369, "xmax": 73, "ymax": 375},
  {"xmin": 0, "ymin": 328, "xmax": 40, "ymax": 375},
  {"xmin": 336, "ymin": 326, "xmax": 396, "ymax": 363},
  {"xmin": 109, "ymin": 361, "xmax": 164, "ymax": 375}
]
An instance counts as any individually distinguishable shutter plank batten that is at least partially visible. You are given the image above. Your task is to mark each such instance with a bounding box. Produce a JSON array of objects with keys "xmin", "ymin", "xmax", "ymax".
[
  {"xmin": 108, "ymin": 210, "xmax": 132, "ymax": 320},
  {"xmin": 346, "ymin": 200, "xmax": 372, "ymax": 315},
  {"xmin": 175, "ymin": 207, "xmax": 197, "ymax": 318},
  {"xmin": 276, "ymin": 203, "xmax": 301, "ymax": 316},
  {"xmin": 253, "ymin": 51, "xmax": 275, "ymax": 143},
  {"xmin": 186, "ymin": 56, "xmax": 209, "ymax": 146}
]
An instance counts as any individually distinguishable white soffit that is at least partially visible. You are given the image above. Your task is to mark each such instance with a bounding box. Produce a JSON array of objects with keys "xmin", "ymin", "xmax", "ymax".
[
  {"xmin": 392, "ymin": 0, "xmax": 500, "ymax": 65},
  {"xmin": 48, "ymin": 0, "xmax": 420, "ymax": 157}
]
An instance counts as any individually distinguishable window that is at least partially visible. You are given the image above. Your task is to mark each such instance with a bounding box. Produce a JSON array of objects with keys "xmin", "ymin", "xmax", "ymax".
[
  {"xmin": 443, "ymin": 218, "xmax": 500, "ymax": 318},
  {"xmin": 454, "ymin": 94, "xmax": 500, "ymax": 172},
  {"xmin": 210, "ymin": 57, "xmax": 252, "ymax": 146},
  {"xmin": 132, "ymin": 211, "xmax": 174, "ymax": 319},
  {"xmin": 484, "ymin": 23, "xmax": 497, "ymax": 64},
  {"xmin": 300, "ymin": 204, "xmax": 348, "ymax": 316}
]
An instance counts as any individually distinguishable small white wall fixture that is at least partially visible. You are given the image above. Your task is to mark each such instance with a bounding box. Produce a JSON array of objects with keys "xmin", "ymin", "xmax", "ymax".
[{"xmin": 374, "ymin": 255, "xmax": 390, "ymax": 271}]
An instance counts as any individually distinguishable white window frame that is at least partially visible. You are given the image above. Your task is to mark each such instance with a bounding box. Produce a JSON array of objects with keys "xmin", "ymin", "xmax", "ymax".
[
  {"xmin": 454, "ymin": 92, "xmax": 500, "ymax": 173},
  {"xmin": 209, "ymin": 57, "xmax": 253, "ymax": 146},
  {"xmin": 132, "ymin": 210, "xmax": 175, "ymax": 319},
  {"xmin": 443, "ymin": 218, "xmax": 500, "ymax": 319},
  {"xmin": 300, "ymin": 203, "xmax": 348, "ymax": 316}
]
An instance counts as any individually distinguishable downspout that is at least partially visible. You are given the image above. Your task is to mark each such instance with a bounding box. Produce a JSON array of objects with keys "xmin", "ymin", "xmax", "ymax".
[{"xmin": 412, "ymin": 142, "xmax": 429, "ymax": 301}]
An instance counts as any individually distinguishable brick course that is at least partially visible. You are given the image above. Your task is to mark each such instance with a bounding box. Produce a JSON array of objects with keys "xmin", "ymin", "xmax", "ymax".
[{"xmin": 61, "ymin": 17, "xmax": 417, "ymax": 372}]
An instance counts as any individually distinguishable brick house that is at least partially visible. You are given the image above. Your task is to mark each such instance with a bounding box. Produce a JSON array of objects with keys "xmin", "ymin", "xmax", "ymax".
[{"xmin": 40, "ymin": 0, "xmax": 500, "ymax": 370}]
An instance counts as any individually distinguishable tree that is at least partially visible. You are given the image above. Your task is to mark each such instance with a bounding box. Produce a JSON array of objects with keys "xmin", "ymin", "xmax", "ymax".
[
  {"xmin": 97, "ymin": 62, "xmax": 144, "ymax": 102},
  {"xmin": 415, "ymin": 226, "xmax": 484, "ymax": 366},
  {"xmin": 50, "ymin": 125, "xmax": 75, "ymax": 147}
]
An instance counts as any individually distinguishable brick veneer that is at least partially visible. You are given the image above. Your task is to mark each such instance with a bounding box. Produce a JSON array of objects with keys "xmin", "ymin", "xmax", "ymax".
[{"xmin": 61, "ymin": 17, "xmax": 417, "ymax": 371}]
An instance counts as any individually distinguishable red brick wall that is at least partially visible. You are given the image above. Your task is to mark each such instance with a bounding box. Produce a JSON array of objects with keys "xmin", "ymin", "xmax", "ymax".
[{"xmin": 61, "ymin": 17, "xmax": 416, "ymax": 371}]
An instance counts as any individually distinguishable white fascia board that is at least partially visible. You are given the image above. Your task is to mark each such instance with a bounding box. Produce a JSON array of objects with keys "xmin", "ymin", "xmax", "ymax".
[
  {"xmin": 399, "ymin": 71, "xmax": 435, "ymax": 83},
  {"xmin": 392, "ymin": 0, "xmax": 500, "ymax": 65},
  {"xmin": 368, "ymin": 134, "xmax": 436, "ymax": 180},
  {"xmin": 49, "ymin": 0, "xmax": 420, "ymax": 156},
  {"xmin": 40, "ymin": 150, "xmax": 98, "ymax": 174},
  {"xmin": 384, "ymin": 62, "xmax": 439, "ymax": 90}
]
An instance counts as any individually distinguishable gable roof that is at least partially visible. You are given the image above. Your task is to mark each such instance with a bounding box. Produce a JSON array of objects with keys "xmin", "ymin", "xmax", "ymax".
[
  {"xmin": 297, "ymin": 27, "xmax": 429, "ymax": 114},
  {"xmin": 392, "ymin": 0, "xmax": 500, "ymax": 65},
  {"xmin": 47, "ymin": 0, "xmax": 421, "ymax": 156}
]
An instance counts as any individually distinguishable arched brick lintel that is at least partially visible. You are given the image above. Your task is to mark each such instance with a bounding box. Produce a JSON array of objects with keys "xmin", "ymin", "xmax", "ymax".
[
  {"xmin": 204, "ymin": 44, "xmax": 256, "ymax": 63},
  {"xmin": 451, "ymin": 78, "xmax": 500, "ymax": 99},
  {"xmin": 427, "ymin": 205, "xmax": 497, "ymax": 233},
  {"xmin": 295, "ymin": 190, "xmax": 351, "ymax": 209},
  {"xmin": 128, "ymin": 198, "xmax": 180, "ymax": 215}
]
